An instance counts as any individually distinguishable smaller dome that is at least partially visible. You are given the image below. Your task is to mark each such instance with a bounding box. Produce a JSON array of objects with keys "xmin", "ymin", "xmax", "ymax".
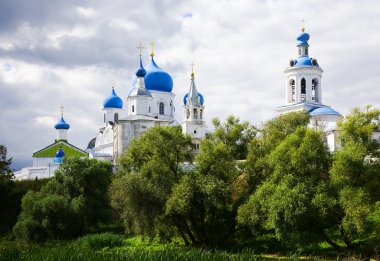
[
  {"xmin": 103, "ymin": 89, "xmax": 123, "ymax": 109},
  {"xmin": 309, "ymin": 107, "xmax": 341, "ymax": 116},
  {"xmin": 183, "ymin": 93, "xmax": 204, "ymax": 105},
  {"xmin": 55, "ymin": 116, "xmax": 70, "ymax": 130},
  {"xmin": 55, "ymin": 147, "xmax": 65, "ymax": 158},
  {"xmin": 136, "ymin": 57, "xmax": 146, "ymax": 77},
  {"xmin": 297, "ymin": 32, "xmax": 310, "ymax": 45}
]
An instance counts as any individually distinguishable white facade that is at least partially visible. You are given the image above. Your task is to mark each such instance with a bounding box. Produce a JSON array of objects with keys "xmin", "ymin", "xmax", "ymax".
[{"xmin": 90, "ymin": 55, "xmax": 186, "ymax": 163}]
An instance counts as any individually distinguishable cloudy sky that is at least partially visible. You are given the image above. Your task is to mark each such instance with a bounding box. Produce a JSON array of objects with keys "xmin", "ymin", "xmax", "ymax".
[{"xmin": 1, "ymin": 0, "xmax": 380, "ymax": 169}]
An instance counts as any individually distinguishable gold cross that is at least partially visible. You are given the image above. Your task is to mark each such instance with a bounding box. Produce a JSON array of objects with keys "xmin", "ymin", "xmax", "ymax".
[
  {"xmin": 301, "ymin": 18, "xmax": 306, "ymax": 32},
  {"xmin": 190, "ymin": 62, "xmax": 195, "ymax": 77},
  {"xmin": 136, "ymin": 42, "xmax": 144, "ymax": 56},
  {"xmin": 60, "ymin": 105, "xmax": 64, "ymax": 116},
  {"xmin": 111, "ymin": 79, "xmax": 115, "ymax": 89},
  {"xmin": 150, "ymin": 42, "xmax": 154, "ymax": 57}
]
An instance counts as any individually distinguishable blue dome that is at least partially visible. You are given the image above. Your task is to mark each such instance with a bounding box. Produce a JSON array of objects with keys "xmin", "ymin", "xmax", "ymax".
[
  {"xmin": 183, "ymin": 92, "xmax": 204, "ymax": 105},
  {"xmin": 309, "ymin": 107, "xmax": 341, "ymax": 116},
  {"xmin": 55, "ymin": 116, "xmax": 70, "ymax": 130},
  {"xmin": 297, "ymin": 32, "xmax": 310, "ymax": 45},
  {"xmin": 55, "ymin": 147, "xmax": 65, "ymax": 158},
  {"xmin": 103, "ymin": 89, "xmax": 123, "ymax": 109},
  {"xmin": 136, "ymin": 57, "xmax": 146, "ymax": 77},
  {"xmin": 144, "ymin": 57, "xmax": 173, "ymax": 92},
  {"xmin": 293, "ymin": 57, "xmax": 313, "ymax": 67}
]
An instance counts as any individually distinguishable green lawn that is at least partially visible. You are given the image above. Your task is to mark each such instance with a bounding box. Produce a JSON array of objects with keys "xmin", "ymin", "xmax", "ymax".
[{"xmin": 0, "ymin": 234, "xmax": 336, "ymax": 261}]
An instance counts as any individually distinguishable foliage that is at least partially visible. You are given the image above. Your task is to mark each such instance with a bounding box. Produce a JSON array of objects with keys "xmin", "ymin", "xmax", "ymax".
[
  {"xmin": 13, "ymin": 157, "xmax": 113, "ymax": 242},
  {"xmin": 329, "ymin": 106, "xmax": 380, "ymax": 249},
  {"xmin": 165, "ymin": 172, "xmax": 233, "ymax": 246},
  {"xmin": 238, "ymin": 127, "xmax": 335, "ymax": 248},
  {"xmin": 209, "ymin": 115, "xmax": 256, "ymax": 160},
  {"xmin": 0, "ymin": 179, "xmax": 49, "ymax": 236},
  {"xmin": 111, "ymin": 126, "xmax": 193, "ymax": 240}
]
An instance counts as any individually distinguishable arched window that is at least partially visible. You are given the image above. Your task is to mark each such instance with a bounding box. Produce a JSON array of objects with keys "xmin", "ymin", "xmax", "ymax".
[
  {"xmin": 193, "ymin": 108, "xmax": 198, "ymax": 119},
  {"xmin": 200, "ymin": 109, "xmax": 203, "ymax": 119},
  {"xmin": 159, "ymin": 102, "xmax": 164, "ymax": 115},
  {"xmin": 186, "ymin": 109, "xmax": 190, "ymax": 119},
  {"xmin": 312, "ymin": 79, "xmax": 318, "ymax": 102},
  {"xmin": 148, "ymin": 106, "xmax": 151, "ymax": 113},
  {"xmin": 301, "ymin": 78, "xmax": 306, "ymax": 101},
  {"xmin": 132, "ymin": 105, "xmax": 135, "ymax": 113},
  {"xmin": 103, "ymin": 113, "xmax": 106, "ymax": 123},
  {"xmin": 114, "ymin": 113, "xmax": 118, "ymax": 122},
  {"xmin": 289, "ymin": 79, "xmax": 295, "ymax": 102}
]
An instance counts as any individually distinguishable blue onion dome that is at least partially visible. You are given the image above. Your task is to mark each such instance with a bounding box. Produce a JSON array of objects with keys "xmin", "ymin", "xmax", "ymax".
[
  {"xmin": 103, "ymin": 88, "xmax": 123, "ymax": 109},
  {"xmin": 55, "ymin": 116, "xmax": 70, "ymax": 129},
  {"xmin": 144, "ymin": 57, "xmax": 173, "ymax": 92},
  {"xmin": 297, "ymin": 30, "xmax": 310, "ymax": 45},
  {"xmin": 136, "ymin": 57, "xmax": 146, "ymax": 77},
  {"xmin": 55, "ymin": 147, "xmax": 65, "ymax": 158},
  {"xmin": 183, "ymin": 93, "xmax": 204, "ymax": 105}
]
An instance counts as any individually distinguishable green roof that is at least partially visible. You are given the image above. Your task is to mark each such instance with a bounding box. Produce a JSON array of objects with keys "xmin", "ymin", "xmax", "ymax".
[{"xmin": 33, "ymin": 140, "xmax": 88, "ymax": 158}]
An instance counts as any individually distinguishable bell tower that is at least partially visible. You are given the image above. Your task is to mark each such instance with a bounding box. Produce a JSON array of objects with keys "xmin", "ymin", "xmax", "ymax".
[{"xmin": 181, "ymin": 65, "xmax": 206, "ymax": 152}]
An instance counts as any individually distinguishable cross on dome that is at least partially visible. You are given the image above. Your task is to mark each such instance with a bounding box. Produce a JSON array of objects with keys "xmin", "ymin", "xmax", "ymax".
[
  {"xmin": 150, "ymin": 42, "xmax": 154, "ymax": 57},
  {"xmin": 136, "ymin": 42, "xmax": 144, "ymax": 56}
]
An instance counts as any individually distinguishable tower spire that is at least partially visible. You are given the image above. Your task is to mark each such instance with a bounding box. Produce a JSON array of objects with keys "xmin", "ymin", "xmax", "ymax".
[
  {"xmin": 191, "ymin": 62, "xmax": 195, "ymax": 78},
  {"xmin": 150, "ymin": 42, "xmax": 154, "ymax": 57}
]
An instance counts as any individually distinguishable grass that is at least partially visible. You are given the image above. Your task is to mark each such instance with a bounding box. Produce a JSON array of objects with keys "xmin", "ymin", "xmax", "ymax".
[{"xmin": 0, "ymin": 234, "xmax": 336, "ymax": 261}]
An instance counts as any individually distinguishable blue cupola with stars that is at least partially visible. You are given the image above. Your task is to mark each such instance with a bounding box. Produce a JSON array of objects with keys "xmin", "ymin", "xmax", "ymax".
[
  {"xmin": 103, "ymin": 88, "xmax": 123, "ymax": 109},
  {"xmin": 54, "ymin": 146, "xmax": 65, "ymax": 164}
]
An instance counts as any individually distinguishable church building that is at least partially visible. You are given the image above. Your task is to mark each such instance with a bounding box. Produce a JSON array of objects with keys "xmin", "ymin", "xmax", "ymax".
[
  {"xmin": 87, "ymin": 44, "xmax": 207, "ymax": 163},
  {"xmin": 276, "ymin": 26, "xmax": 342, "ymax": 151},
  {"xmin": 14, "ymin": 110, "xmax": 88, "ymax": 180}
]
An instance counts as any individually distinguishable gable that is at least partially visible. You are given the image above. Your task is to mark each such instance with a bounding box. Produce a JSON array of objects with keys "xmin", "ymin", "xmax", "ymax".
[{"xmin": 33, "ymin": 140, "xmax": 88, "ymax": 158}]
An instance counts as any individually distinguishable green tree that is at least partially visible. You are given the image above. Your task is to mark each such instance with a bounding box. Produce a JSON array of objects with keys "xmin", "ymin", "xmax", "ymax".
[
  {"xmin": 165, "ymin": 117, "xmax": 252, "ymax": 246},
  {"xmin": 208, "ymin": 115, "xmax": 256, "ymax": 160},
  {"xmin": 238, "ymin": 127, "xmax": 338, "ymax": 248},
  {"xmin": 0, "ymin": 144, "xmax": 12, "ymax": 176},
  {"xmin": 329, "ymin": 105, "xmax": 380, "ymax": 250},
  {"xmin": 14, "ymin": 157, "xmax": 113, "ymax": 242},
  {"xmin": 110, "ymin": 126, "xmax": 193, "ymax": 240}
]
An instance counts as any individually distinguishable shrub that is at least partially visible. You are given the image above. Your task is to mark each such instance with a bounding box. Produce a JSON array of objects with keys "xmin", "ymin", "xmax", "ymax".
[{"xmin": 76, "ymin": 233, "xmax": 124, "ymax": 250}]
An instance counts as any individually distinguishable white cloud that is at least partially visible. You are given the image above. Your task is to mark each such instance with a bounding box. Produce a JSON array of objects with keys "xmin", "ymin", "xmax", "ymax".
[{"xmin": 1, "ymin": 0, "xmax": 380, "ymax": 168}]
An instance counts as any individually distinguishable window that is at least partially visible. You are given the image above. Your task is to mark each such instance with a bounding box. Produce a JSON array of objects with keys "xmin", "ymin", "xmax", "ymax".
[
  {"xmin": 312, "ymin": 79, "xmax": 318, "ymax": 102},
  {"xmin": 197, "ymin": 144, "xmax": 200, "ymax": 150},
  {"xmin": 194, "ymin": 130, "xmax": 197, "ymax": 134},
  {"xmin": 132, "ymin": 105, "xmax": 135, "ymax": 113},
  {"xmin": 301, "ymin": 78, "xmax": 306, "ymax": 101},
  {"xmin": 114, "ymin": 113, "xmax": 118, "ymax": 122},
  {"xmin": 104, "ymin": 113, "xmax": 106, "ymax": 123},
  {"xmin": 159, "ymin": 102, "xmax": 164, "ymax": 115},
  {"xmin": 289, "ymin": 79, "xmax": 295, "ymax": 102},
  {"xmin": 186, "ymin": 109, "xmax": 190, "ymax": 119},
  {"xmin": 193, "ymin": 108, "xmax": 198, "ymax": 119},
  {"xmin": 148, "ymin": 106, "xmax": 151, "ymax": 113},
  {"xmin": 304, "ymin": 47, "xmax": 308, "ymax": 56},
  {"xmin": 200, "ymin": 109, "xmax": 203, "ymax": 119}
]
